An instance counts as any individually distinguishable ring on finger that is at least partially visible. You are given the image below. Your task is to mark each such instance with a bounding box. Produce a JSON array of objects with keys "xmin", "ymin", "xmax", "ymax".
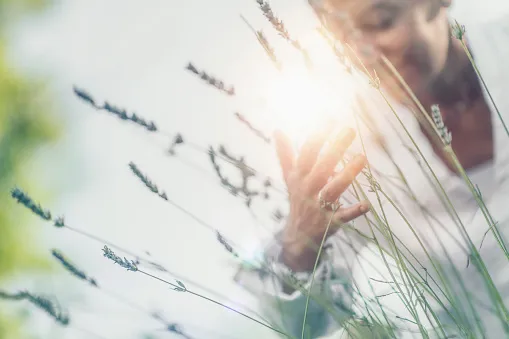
[{"xmin": 318, "ymin": 190, "xmax": 342, "ymax": 211}]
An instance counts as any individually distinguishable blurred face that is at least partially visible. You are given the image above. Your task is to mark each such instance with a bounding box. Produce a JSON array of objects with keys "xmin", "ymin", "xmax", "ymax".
[{"xmin": 315, "ymin": 0, "xmax": 452, "ymax": 99}]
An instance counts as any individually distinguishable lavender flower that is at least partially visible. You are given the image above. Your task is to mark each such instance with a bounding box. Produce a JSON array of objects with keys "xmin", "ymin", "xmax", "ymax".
[
  {"xmin": 54, "ymin": 216, "xmax": 66, "ymax": 228},
  {"xmin": 256, "ymin": 0, "xmax": 291, "ymax": 42},
  {"xmin": 168, "ymin": 133, "xmax": 185, "ymax": 155},
  {"xmin": 234, "ymin": 112, "xmax": 271, "ymax": 144},
  {"xmin": 102, "ymin": 246, "xmax": 138, "ymax": 272},
  {"xmin": 208, "ymin": 145, "xmax": 261, "ymax": 207},
  {"xmin": 52, "ymin": 249, "xmax": 98, "ymax": 287},
  {"xmin": 255, "ymin": 0, "xmax": 312, "ymax": 67},
  {"xmin": 129, "ymin": 162, "xmax": 168, "ymax": 201},
  {"xmin": 451, "ymin": 20, "xmax": 466, "ymax": 40},
  {"xmin": 216, "ymin": 231, "xmax": 239, "ymax": 258},
  {"xmin": 431, "ymin": 104, "xmax": 452, "ymax": 145},
  {"xmin": 185, "ymin": 63, "xmax": 235, "ymax": 95},
  {"xmin": 11, "ymin": 187, "xmax": 52, "ymax": 221},
  {"xmin": 0, "ymin": 290, "xmax": 70, "ymax": 326},
  {"xmin": 73, "ymin": 87, "xmax": 97, "ymax": 107},
  {"xmin": 240, "ymin": 14, "xmax": 282, "ymax": 71},
  {"xmin": 73, "ymin": 86, "xmax": 158, "ymax": 132},
  {"xmin": 174, "ymin": 280, "xmax": 187, "ymax": 292}
]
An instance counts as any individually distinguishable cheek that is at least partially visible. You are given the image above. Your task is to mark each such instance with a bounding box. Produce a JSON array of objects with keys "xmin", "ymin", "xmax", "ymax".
[
  {"xmin": 372, "ymin": 29, "xmax": 413, "ymax": 57},
  {"xmin": 358, "ymin": 25, "xmax": 420, "ymax": 71},
  {"xmin": 350, "ymin": 29, "xmax": 411, "ymax": 69},
  {"xmin": 366, "ymin": 30, "xmax": 433, "ymax": 92},
  {"xmin": 422, "ymin": 23, "xmax": 450, "ymax": 74},
  {"xmin": 411, "ymin": 9, "xmax": 450, "ymax": 75},
  {"xmin": 373, "ymin": 26, "xmax": 436, "ymax": 75}
]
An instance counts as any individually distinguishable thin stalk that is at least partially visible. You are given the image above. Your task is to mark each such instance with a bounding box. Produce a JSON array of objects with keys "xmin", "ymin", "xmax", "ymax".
[
  {"xmin": 331, "ymin": 221, "xmax": 398, "ymax": 337},
  {"xmin": 376, "ymin": 191, "xmax": 472, "ymax": 336},
  {"xmin": 356, "ymin": 186, "xmax": 429, "ymax": 337},
  {"xmin": 354, "ymin": 114, "xmax": 432, "ymax": 337},
  {"xmin": 64, "ymin": 225, "xmax": 277, "ymax": 329},
  {"xmin": 378, "ymin": 55, "xmax": 509, "ymax": 330},
  {"xmin": 347, "ymin": 53, "xmax": 485, "ymax": 334},
  {"xmin": 354, "ymin": 101, "xmax": 476, "ymax": 333},
  {"xmin": 301, "ymin": 211, "xmax": 338, "ymax": 339},
  {"xmin": 459, "ymin": 37, "xmax": 509, "ymax": 136},
  {"xmin": 382, "ymin": 55, "xmax": 509, "ymax": 259},
  {"xmin": 137, "ymin": 270, "xmax": 293, "ymax": 338},
  {"xmin": 378, "ymin": 91, "xmax": 494, "ymax": 334},
  {"xmin": 445, "ymin": 147, "xmax": 509, "ymax": 258}
]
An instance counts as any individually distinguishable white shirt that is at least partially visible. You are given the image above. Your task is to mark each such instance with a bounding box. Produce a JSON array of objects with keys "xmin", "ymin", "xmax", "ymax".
[{"xmin": 235, "ymin": 15, "xmax": 509, "ymax": 339}]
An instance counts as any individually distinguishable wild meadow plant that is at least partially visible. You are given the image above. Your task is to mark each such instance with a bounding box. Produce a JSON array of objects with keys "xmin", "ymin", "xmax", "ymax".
[{"xmin": 4, "ymin": 2, "xmax": 509, "ymax": 339}]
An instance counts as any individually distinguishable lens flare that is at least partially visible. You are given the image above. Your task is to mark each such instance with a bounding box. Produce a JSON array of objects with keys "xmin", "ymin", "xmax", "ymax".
[{"xmin": 264, "ymin": 60, "xmax": 356, "ymax": 147}]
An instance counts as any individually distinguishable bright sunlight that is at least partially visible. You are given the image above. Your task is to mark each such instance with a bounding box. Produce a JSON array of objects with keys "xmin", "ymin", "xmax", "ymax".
[{"xmin": 262, "ymin": 35, "xmax": 358, "ymax": 148}]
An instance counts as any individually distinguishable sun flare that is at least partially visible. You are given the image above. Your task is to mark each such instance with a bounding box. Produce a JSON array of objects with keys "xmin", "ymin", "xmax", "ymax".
[{"xmin": 264, "ymin": 60, "xmax": 357, "ymax": 147}]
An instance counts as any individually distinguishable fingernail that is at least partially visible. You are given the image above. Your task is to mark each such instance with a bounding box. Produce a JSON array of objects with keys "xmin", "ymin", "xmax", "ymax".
[{"xmin": 360, "ymin": 204, "xmax": 369, "ymax": 213}]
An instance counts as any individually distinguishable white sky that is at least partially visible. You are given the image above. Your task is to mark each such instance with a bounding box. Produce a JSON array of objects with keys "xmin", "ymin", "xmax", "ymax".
[{"xmin": 6, "ymin": 1, "xmax": 509, "ymax": 339}]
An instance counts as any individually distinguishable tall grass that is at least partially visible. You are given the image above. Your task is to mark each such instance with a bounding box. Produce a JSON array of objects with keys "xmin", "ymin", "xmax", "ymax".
[{"xmin": 4, "ymin": 2, "xmax": 509, "ymax": 339}]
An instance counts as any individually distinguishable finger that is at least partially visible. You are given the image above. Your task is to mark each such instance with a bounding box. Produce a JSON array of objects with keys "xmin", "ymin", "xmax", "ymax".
[
  {"xmin": 308, "ymin": 128, "xmax": 356, "ymax": 190},
  {"xmin": 296, "ymin": 122, "xmax": 335, "ymax": 175},
  {"xmin": 320, "ymin": 154, "xmax": 367, "ymax": 202},
  {"xmin": 274, "ymin": 130, "xmax": 295, "ymax": 184},
  {"xmin": 333, "ymin": 200, "xmax": 370, "ymax": 225}
]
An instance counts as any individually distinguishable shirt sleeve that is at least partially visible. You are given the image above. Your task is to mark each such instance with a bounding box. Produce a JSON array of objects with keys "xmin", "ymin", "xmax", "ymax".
[{"xmin": 233, "ymin": 225, "xmax": 368, "ymax": 339}]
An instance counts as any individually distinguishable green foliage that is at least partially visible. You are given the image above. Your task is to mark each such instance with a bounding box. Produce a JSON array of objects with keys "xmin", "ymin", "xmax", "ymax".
[
  {"xmin": 0, "ymin": 0, "xmax": 61, "ymax": 337},
  {"xmin": 0, "ymin": 0, "xmax": 48, "ymax": 24},
  {"xmin": 0, "ymin": 44, "xmax": 60, "ymax": 280}
]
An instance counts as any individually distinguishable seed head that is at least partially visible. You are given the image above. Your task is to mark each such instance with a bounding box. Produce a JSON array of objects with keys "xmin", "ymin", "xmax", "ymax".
[
  {"xmin": 52, "ymin": 249, "xmax": 98, "ymax": 286},
  {"xmin": 102, "ymin": 246, "xmax": 138, "ymax": 272},
  {"xmin": 431, "ymin": 105, "xmax": 452, "ymax": 145},
  {"xmin": 0, "ymin": 290, "xmax": 70, "ymax": 326},
  {"xmin": 451, "ymin": 20, "xmax": 466, "ymax": 40},
  {"xmin": 11, "ymin": 187, "xmax": 52, "ymax": 221}
]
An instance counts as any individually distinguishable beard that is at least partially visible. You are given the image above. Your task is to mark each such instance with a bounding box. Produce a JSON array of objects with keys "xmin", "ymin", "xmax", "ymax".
[{"xmin": 426, "ymin": 33, "xmax": 482, "ymax": 107}]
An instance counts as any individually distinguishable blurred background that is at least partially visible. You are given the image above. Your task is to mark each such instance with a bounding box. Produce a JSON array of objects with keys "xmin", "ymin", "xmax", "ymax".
[{"xmin": 2, "ymin": 0, "xmax": 509, "ymax": 338}]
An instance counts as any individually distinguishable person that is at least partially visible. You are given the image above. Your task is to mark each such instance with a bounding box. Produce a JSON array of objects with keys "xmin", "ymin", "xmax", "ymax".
[{"xmin": 235, "ymin": 0, "xmax": 509, "ymax": 338}]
